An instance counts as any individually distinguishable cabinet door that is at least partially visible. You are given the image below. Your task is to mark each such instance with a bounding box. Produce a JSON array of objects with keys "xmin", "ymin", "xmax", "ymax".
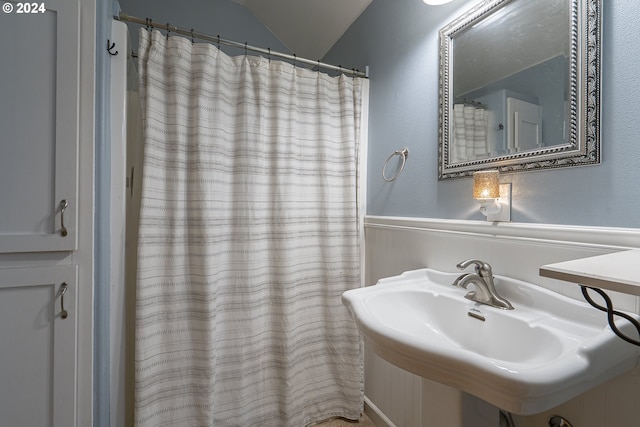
[
  {"xmin": 507, "ymin": 97, "xmax": 542, "ymax": 152},
  {"xmin": 0, "ymin": 0, "xmax": 79, "ymax": 253},
  {"xmin": 0, "ymin": 266, "xmax": 78, "ymax": 427}
]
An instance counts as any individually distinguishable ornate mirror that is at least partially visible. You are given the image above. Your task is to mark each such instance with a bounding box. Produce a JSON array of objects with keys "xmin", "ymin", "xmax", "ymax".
[{"xmin": 438, "ymin": 0, "xmax": 601, "ymax": 179}]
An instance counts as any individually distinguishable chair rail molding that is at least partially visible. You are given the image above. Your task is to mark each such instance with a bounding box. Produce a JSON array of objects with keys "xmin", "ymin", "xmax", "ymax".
[{"xmin": 364, "ymin": 216, "xmax": 640, "ymax": 251}]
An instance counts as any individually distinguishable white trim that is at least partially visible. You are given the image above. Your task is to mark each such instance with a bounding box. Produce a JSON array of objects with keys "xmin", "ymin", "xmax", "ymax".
[
  {"xmin": 76, "ymin": 0, "xmax": 96, "ymax": 425},
  {"xmin": 364, "ymin": 396, "xmax": 397, "ymax": 427},
  {"xmin": 358, "ymin": 80, "xmax": 370, "ymax": 289},
  {"xmin": 109, "ymin": 20, "xmax": 129, "ymax": 427},
  {"xmin": 365, "ymin": 215, "xmax": 640, "ymax": 251}
]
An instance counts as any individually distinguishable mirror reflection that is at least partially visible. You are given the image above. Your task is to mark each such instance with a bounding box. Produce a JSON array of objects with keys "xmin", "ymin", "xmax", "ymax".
[
  {"xmin": 451, "ymin": 0, "xmax": 569, "ymax": 162},
  {"xmin": 438, "ymin": 0, "xmax": 601, "ymax": 179}
]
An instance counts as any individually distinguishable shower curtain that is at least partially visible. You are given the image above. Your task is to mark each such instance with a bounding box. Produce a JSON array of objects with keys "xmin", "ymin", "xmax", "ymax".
[{"xmin": 134, "ymin": 29, "xmax": 367, "ymax": 427}]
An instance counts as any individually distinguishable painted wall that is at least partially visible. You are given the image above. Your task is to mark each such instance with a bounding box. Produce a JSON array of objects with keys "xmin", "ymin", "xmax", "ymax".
[{"xmin": 324, "ymin": 0, "xmax": 640, "ymax": 228}]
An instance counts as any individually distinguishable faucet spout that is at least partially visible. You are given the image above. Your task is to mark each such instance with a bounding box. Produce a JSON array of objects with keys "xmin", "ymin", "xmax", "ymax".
[
  {"xmin": 455, "ymin": 274, "xmax": 494, "ymax": 305},
  {"xmin": 453, "ymin": 259, "xmax": 514, "ymax": 310}
]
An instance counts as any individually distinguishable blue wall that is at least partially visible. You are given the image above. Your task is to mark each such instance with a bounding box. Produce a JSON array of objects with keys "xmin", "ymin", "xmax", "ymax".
[{"xmin": 324, "ymin": 0, "xmax": 640, "ymax": 228}]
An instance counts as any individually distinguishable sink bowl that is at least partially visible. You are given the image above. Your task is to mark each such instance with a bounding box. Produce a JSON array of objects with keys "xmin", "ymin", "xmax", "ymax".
[{"xmin": 342, "ymin": 268, "xmax": 640, "ymax": 415}]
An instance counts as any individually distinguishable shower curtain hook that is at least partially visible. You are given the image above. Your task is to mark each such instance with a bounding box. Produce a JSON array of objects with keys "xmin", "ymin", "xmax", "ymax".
[
  {"xmin": 191, "ymin": 29, "xmax": 195, "ymax": 44},
  {"xmin": 145, "ymin": 17, "xmax": 149, "ymax": 31},
  {"xmin": 166, "ymin": 22, "xmax": 170, "ymax": 40},
  {"xmin": 268, "ymin": 47, "xmax": 271, "ymax": 62},
  {"xmin": 244, "ymin": 41, "xmax": 248, "ymax": 56},
  {"xmin": 217, "ymin": 35, "xmax": 220, "ymax": 49},
  {"xmin": 149, "ymin": 18, "xmax": 153, "ymax": 30},
  {"xmin": 293, "ymin": 53, "xmax": 296, "ymax": 67}
]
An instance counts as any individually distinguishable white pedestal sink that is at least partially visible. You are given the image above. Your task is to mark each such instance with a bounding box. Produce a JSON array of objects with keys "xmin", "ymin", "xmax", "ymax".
[{"xmin": 342, "ymin": 268, "xmax": 640, "ymax": 415}]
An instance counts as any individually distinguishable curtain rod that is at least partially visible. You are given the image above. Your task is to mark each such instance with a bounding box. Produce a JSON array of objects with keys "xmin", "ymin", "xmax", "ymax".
[{"xmin": 116, "ymin": 12, "xmax": 368, "ymax": 78}]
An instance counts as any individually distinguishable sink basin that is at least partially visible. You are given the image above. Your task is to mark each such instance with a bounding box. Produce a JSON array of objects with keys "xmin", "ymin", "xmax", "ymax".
[{"xmin": 342, "ymin": 268, "xmax": 640, "ymax": 415}]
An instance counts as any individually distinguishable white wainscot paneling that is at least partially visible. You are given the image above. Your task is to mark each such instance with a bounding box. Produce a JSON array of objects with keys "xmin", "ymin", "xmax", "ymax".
[{"xmin": 362, "ymin": 216, "xmax": 640, "ymax": 427}]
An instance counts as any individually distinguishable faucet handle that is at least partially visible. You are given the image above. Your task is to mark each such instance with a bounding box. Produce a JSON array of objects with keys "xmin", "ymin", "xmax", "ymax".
[{"xmin": 456, "ymin": 259, "xmax": 493, "ymax": 276}]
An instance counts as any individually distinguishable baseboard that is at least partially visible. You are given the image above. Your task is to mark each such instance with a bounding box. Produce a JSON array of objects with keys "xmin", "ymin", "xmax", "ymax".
[{"xmin": 364, "ymin": 396, "xmax": 397, "ymax": 427}]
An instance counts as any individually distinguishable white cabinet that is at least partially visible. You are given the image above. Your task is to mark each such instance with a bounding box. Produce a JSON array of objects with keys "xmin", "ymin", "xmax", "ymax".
[
  {"xmin": 0, "ymin": 0, "xmax": 92, "ymax": 425},
  {"xmin": 475, "ymin": 89, "xmax": 542, "ymax": 157},
  {"xmin": 507, "ymin": 97, "xmax": 542, "ymax": 153},
  {"xmin": 0, "ymin": 266, "xmax": 78, "ymax": 427},
  {"xmin": 0, "ymin": 0, "xmax": 80, "ymax": 253}
]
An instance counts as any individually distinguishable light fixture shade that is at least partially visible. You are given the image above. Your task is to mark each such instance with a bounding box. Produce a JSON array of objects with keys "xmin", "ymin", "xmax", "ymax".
[
  {"xmin": 422, "ymin": 0, "xmax": 454, "ymax": 5},
  {"xmin": 473, "ymin": 170, "xmax": 500, "ymax": 199}
]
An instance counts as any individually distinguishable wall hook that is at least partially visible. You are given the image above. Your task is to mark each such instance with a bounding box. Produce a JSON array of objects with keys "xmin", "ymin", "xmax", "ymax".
[{"xmin": 107, "ymin": 40, "xmax": 118, "ymax": 56}]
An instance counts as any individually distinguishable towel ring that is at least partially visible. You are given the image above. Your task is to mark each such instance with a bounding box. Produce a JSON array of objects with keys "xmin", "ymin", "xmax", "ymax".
[{"xmin": 382, "ymin": 148, "xmax": 409, "ymax": 182}]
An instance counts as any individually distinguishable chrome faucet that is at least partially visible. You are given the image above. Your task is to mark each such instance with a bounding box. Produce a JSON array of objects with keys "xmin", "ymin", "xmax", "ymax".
[{"xmin": 452, "ymin": 259, "xmax": 514, "ymax": 310}]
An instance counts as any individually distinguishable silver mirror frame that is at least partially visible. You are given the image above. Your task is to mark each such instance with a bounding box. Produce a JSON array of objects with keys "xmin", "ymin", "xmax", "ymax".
[{"xmin": 438, "ymin": 0, "xmax": 601, "ymax": 180}]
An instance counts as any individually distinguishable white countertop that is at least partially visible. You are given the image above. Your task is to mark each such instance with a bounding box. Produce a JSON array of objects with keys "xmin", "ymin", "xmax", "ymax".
[{"xmin": 539, "ymin": 250, "xmax": 640, "ymax": 296}]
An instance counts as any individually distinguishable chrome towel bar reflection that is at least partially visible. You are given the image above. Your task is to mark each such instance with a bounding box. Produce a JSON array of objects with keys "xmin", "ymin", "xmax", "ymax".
[{"xmin": 382, "ymin": 148, "xmax": 409, "ymax": 182}]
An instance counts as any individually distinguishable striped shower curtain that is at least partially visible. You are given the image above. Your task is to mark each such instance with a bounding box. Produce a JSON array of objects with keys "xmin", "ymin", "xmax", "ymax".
[{"xmin": 134, "ymin": 29, "xmax": 368, "ymax": 427}]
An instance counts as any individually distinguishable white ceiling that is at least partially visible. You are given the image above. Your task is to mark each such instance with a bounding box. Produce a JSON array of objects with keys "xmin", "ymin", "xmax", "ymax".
[{"xmin": 230, "ymin": 0, "xmax": 373, "ymax": 60}]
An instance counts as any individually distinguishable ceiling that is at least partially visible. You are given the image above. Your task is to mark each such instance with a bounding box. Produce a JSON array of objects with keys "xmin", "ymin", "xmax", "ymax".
[{"xmin": 229, "ymin": 0, "xmax": 373, "ymax": 60}]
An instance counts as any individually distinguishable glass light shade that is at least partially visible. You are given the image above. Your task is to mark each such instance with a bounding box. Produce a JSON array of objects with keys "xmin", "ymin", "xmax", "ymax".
[
  {"xmin": 422, "ymin": 0, "xmax": 454, "ymax": 4},
  {"xmin": 473, "ymin": 170, "xmax": 500, "ymax": 199}
]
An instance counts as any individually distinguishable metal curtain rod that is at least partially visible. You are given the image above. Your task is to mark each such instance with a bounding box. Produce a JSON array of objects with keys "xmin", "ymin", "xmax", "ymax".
[{"xmin": 117, "ymin": 12, "xmax": 368, "ymax": 78}]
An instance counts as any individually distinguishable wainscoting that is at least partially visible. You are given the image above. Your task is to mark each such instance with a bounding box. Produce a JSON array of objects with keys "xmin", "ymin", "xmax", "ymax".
[{"xmin": 362, "ymin": 216, "xmax": 640, "ymax": 427}]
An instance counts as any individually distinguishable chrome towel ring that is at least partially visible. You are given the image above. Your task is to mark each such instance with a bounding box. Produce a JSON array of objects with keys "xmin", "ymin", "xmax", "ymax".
[{"xmin": 382, "ymin": 148, "xmax": 409, "ymax": 182}]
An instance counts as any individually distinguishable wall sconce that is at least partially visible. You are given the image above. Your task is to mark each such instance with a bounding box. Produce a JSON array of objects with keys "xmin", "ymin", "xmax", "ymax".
[
  {"xmin": 473, "ymin": 170, "xmax": 511, "ymax": 222},
  {"xmin": 422, "ymin": 0, "xmax": 454, "ymax": 5}
]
